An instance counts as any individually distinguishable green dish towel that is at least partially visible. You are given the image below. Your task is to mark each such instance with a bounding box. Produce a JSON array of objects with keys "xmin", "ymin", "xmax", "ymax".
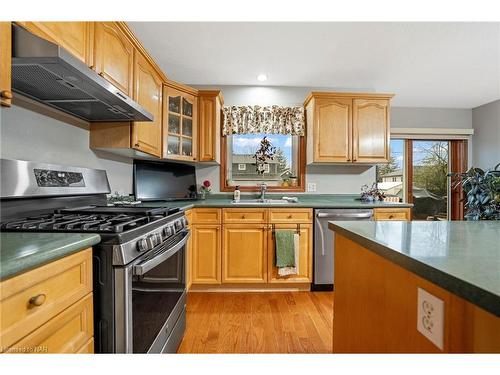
[{"xmin": 275, "ymin": 230, "xmax": 295, "ymax": 268}]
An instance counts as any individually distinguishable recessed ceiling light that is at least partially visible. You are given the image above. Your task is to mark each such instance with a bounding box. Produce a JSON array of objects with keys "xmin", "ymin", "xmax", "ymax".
[{"xmin": 257, "ymin": 74, "xmax": 268, "ymax": 82}]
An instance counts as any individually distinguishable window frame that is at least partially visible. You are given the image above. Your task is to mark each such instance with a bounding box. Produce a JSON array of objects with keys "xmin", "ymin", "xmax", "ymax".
[{"xmin": 220, "ymin": 134, "xmax": 306, "ymax": 192}]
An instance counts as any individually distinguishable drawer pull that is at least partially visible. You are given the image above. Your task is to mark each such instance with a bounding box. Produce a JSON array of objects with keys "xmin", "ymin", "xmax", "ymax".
[
  {"xmin": 29, "ymin": 294, "xmax": 46, "ymax": 307},
  {"xmin": 389, "ymin": 215, "xmax": 394, "ymax": 219},
  {"xmin": 287, "ymin": 215, "xmax": 293, "ymax": 219},
  {"xmin": 241, "ymin": 215, "xmax": 246, "ymax": 219}
]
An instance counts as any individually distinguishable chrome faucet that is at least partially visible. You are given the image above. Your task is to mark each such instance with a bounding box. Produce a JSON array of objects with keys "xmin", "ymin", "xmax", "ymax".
[{"xmin": 259, "ymin": 183, "xmax": 267, "ymax": 201}]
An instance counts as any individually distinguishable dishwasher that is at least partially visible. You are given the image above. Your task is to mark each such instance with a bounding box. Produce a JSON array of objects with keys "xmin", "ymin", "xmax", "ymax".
[{"xmin": 313, "ymin": 208, "xmax": 374, "ymax": 290}]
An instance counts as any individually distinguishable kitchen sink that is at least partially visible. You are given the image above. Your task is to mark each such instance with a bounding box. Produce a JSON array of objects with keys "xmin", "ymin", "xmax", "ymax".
[{"xmin": 231, "ymin": 198, "xmax": 294, "ymax": 205}]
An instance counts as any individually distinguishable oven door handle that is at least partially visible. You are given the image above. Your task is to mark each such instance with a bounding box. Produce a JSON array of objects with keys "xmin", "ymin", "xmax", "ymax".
[{"xmin": 133, "ymin": 230, "xmax": 190, "ymax": 276}]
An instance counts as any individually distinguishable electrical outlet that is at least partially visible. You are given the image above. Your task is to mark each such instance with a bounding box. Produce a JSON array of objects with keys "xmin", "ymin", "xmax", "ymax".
[
  {"xmin": 307, "ymin": 183, "xmax": 317, "ymax": 192},
  {"xmin": 417, "ymin": 288, "xmax": 444, "ymax": 350}
]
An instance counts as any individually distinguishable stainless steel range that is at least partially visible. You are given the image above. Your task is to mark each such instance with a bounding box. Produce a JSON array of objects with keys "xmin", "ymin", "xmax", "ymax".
[{"xmin": 0, "ymin": 159, "xmax": 188, "ymax": 353}]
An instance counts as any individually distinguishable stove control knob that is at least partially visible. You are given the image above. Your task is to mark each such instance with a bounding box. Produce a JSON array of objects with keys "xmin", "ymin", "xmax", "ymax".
[
  {"xmin": 146, "ymin": 235, "xmax": 155, "ymax": 249},
  {"xmin": 154, "ymin": 232, "xmax": 162, "ymax": 244},
  {"xmin": 137, "ymin": 238, "xmax": 149, "ymax": 252},
  {"xmin": 174, "ymin": 219, "xmax": 183, "ymax": 231},
  {"xmin": 164, "ymin": 225, "xmax": 174, "ymax": 237}
]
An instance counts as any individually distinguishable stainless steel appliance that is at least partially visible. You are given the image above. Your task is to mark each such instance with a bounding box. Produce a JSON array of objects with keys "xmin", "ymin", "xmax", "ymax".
[
  {"xmin": 0, "ymin": 159, "xmax": 188, "ymax": 353},
  {"xmin": 313, "ymin": 208, "xmax": 373, "ymax": 290},
  {"xmin": 11, "ymin": 24, "xmax": 153, "ymax": 122}
]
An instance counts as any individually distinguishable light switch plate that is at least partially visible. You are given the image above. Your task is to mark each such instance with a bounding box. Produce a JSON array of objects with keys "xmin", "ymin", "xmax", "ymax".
[
  {"xmin": 417, "ymin": 287, "xmax": 444, "ymax": 350},
  {"xmin": 307, "ymin": 183, "xmax": 317, "ymax": 192}
]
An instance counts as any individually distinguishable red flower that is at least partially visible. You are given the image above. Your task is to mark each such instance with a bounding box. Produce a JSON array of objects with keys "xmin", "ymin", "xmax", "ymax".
[{"xmin": 203, "ymin": 180, "xmax": 211, "ymax": 188}]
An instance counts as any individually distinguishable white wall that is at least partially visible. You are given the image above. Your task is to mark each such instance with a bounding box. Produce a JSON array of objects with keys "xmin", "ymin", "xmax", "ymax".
[
  {"xmin": 0, "ymin": 103, "xmax": 133, "ymax": 195},
  {"xmin": 194, "ymin": 85, "xmax": 473, "ymax": 194},
  {"xmin": 472, "ymin": 99, "xmax": 500, "ymax": 169}
]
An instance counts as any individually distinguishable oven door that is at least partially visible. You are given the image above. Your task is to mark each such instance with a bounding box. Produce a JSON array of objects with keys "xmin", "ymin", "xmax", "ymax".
[{"xmin": 119, "ymin": 229, "xmax": 188, "ymax": 353}]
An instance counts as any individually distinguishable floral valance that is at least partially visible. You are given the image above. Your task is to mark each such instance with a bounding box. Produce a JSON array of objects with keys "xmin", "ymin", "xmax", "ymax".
[{"xmin": 222, "ymin": 105, "xmax": 305, "ymax": 136}]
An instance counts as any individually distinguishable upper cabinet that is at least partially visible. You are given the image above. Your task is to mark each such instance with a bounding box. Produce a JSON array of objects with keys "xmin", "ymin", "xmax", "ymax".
[
  {"xmin": 305, "ymin": 92, "xmax": 393, "ymax": 164},
  {"xmin": 93, "ymin": 23, "xmax": 134, "ymax": 96},
  {"xmin": 0, "ymin": 22, "xmax": 12, "ymax": 107},
  {"xmin": 198, "ymin": 90, "xmax": 223, "ymax": 163},
  {"xmin": 163, "ymin": 84, "xmax": 198, "ymax": 161},
  {"xmin": 132, "ymin": 52, "xmax": 163, "ymax": 157},
  {"xmin": 17, "ymin": 22, "xmax": 93, "ymax": 65}
]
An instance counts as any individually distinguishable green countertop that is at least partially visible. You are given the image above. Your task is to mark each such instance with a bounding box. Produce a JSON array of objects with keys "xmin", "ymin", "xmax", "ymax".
[
  {"xmin": 136, "ymin": 194, "xmax": 413, "ymax": 211},
  {"xmin": 328, "ymin": 221, "xmax": 500, "ymax": 316},
  {"xmin": 0, "ymin": 232, "xmax": 101, "ymax": 280}
]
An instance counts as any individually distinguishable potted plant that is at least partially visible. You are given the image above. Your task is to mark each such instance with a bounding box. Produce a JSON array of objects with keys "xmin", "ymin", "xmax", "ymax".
[
  {"xmin": 199, "ymin": 179, "xmax": 212, "ymax": 200},
  {"xmin": 449, "ymin": 163, "xmax": 500, "ymax": 220},
  {"xmin": 360, "ymin": 183, "xmax": 386, "ymax": 202}
]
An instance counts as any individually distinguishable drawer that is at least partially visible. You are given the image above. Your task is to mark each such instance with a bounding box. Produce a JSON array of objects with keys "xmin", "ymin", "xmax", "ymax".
[
  {"xmin": 191, "ymin": 208, "xmax": 221, "ymax": 224},
  {"xmin": 373, "ymin": 208, "xmax": 411, "ymax": 221},
  {"xmin": 5, "ymin": 293, "xmax": 93, "ymax": 354},
  {"xmin": 268, "ymin": 209, "xmax": 313, "ymax": 223},
  {"xmin": 223, "ymin": 208, "xmax": 267, "ymax": 223},
  {"xmin": 0, "ymin": 248, "xmax": 92, "ymax": 350}
]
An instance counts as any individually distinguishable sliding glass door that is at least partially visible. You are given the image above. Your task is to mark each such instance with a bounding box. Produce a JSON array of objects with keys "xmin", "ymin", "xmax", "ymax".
[
  {"xmin": 411, "ymin": 141, "xmax": 449, "ymax": 220},
  {"xmin": 377, "ymin": 139, "xmax": 467, "ymax": 220}
]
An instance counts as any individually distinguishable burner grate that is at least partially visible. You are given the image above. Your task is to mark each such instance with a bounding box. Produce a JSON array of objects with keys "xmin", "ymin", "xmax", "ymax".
[{"xmin": 1, "ymin": 213, "xmax": 156, "ymax": 233}]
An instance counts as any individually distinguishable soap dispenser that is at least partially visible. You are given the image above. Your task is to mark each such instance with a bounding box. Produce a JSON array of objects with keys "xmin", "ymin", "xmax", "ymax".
[{"xmin": 233, "ymin": 186, "xmax": 241, "ymax": 202}]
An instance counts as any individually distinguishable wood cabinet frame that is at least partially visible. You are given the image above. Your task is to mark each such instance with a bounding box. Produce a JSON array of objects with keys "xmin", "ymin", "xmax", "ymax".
[{"xmin": 304, "ymin": 92, "xmax": 394, "ymax": 165}]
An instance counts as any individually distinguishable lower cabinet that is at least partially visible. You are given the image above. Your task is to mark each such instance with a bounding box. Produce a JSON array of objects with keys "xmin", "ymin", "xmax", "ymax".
[
  {"xmin": 267, "ymin": 223, "xmax": 313, "ymax": 283},
  {"xmin": 189, "ymin": 208, "xmax": 313, "ymax": 287},
  {"xmin": 222, "ymin": 225, "xmax": 268, "ymax": 283},
  {"xmin": 0, "ymin": 248, "xmax": 93, "ymax": 353},
  {"xmin": 191, "ymin": 224, "xmax": 221, "ymax": 284}
]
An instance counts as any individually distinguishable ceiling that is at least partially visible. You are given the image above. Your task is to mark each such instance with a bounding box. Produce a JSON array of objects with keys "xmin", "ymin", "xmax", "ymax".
[{"xmin": 128, "ymin": 22, "xmax": 500, "ymax": 108}]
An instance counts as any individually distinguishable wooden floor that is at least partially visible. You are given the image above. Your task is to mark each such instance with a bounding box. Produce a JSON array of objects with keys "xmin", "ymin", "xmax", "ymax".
[{"xmin": 177, "ymin": 291, "xmax": 334, "ymax": 354}]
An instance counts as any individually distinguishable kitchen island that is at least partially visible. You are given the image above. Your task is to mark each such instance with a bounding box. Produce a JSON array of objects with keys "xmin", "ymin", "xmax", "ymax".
[{"xmin": 328, "ymin": 221, "xmax": 500, "ymax": 353}]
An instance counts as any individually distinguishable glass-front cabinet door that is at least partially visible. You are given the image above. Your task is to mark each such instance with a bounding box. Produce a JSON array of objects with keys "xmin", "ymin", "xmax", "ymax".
[{"xmin": 163, "ymin": 86, "xmax": 197, "ymax": 161}]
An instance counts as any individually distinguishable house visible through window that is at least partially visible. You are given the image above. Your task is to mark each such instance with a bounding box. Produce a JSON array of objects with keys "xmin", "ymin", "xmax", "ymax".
[{"xmin": 226, "ymin": 133, "xmax": 299, "ymax": 187}]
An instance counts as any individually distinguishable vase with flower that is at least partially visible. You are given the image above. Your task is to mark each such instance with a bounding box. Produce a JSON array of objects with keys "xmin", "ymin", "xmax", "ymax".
[{"xmin": 199, "ymin": 180, "xmax": 212, "ymax": 200}]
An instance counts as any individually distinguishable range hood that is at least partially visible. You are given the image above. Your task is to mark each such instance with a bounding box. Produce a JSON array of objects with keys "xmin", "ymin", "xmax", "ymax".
[{"xmin": 11, "ymin": 24, "xmax": 153, "ymax": 122}]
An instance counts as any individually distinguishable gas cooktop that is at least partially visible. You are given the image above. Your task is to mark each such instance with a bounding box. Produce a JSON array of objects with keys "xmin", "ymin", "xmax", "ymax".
[{"xmin": 0, "ymin": 205, "xmax": 181, "ymax": 234}]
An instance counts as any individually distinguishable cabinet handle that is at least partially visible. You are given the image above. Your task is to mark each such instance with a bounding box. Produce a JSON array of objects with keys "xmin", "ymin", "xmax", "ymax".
[
  {"xmin": 346, "ymin": 158, "xmax": 351, "ymax": 162},
  {"xmin": 287, "ymin": 215, "xmax": 293, "ymax": 219},
  {"xmin": 1, "ymin": 90, "xmax": 13, "ymax": 99},
  {"xmin": 353, "ymin": 158, "xmax": 357, "ymax": 162},
  {"xmin": 29, "ymin": 294, "xmax": 46, "ymax": 307},
  {"xmin": 388, "ymin": 215, "xmax": 394, "ymax": 219},
  {"xmin": 241, "ymin": 215, "xmax": 246, "ymax": 219},
  {"xmin": 98, "ymin": 72, "xmax": 104, "ymax": 77},
  {"xmin": 134, "ymin": 143, "xmax": 140, "ymax": 147}
]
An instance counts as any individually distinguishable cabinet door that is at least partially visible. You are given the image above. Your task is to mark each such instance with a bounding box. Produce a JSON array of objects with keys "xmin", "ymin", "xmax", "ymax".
[
  {"xmin": 132, "ymin": 52, "xmax": 163, "ymax": 157},
  {"xmin": 314, "ymin": 98, "xmax": 352, "ymax": 162},
  {"xmin": 352, "ymin": 98, "xmax": 390, "ymax": 163},
  {"xmin": 163, "ymin": 86, "xmax": 197, "ymax": 161},
  {"xmin": 94, "ymin": 22, "xmax": 134, "ymax": 96},
  {"xmin": 222, "ymin": 225, "xmax": 267, "ymax": 283},
  {"xmin": 0, "ymin": 22, "xmax": 12, "ymax": 107},
  {"xmin": 267, "ymin": 224, "xmax": 312, "ymax": 283},
  {"xmin": 198, "ymin": 92, "xmax": 221, "ymax": 162},
  {"xmin": 191, "ymin": 225, "xmax": 221, "ymax": 284},
  {"xmin": 18, "ymin": 22, "xmax": 93, "ymax": 65}
]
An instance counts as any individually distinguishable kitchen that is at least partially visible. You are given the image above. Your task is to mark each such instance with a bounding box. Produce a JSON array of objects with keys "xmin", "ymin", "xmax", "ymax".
[{"xmin": 1, "ymin": 3, "xmax": 500, "ymax": 368}]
